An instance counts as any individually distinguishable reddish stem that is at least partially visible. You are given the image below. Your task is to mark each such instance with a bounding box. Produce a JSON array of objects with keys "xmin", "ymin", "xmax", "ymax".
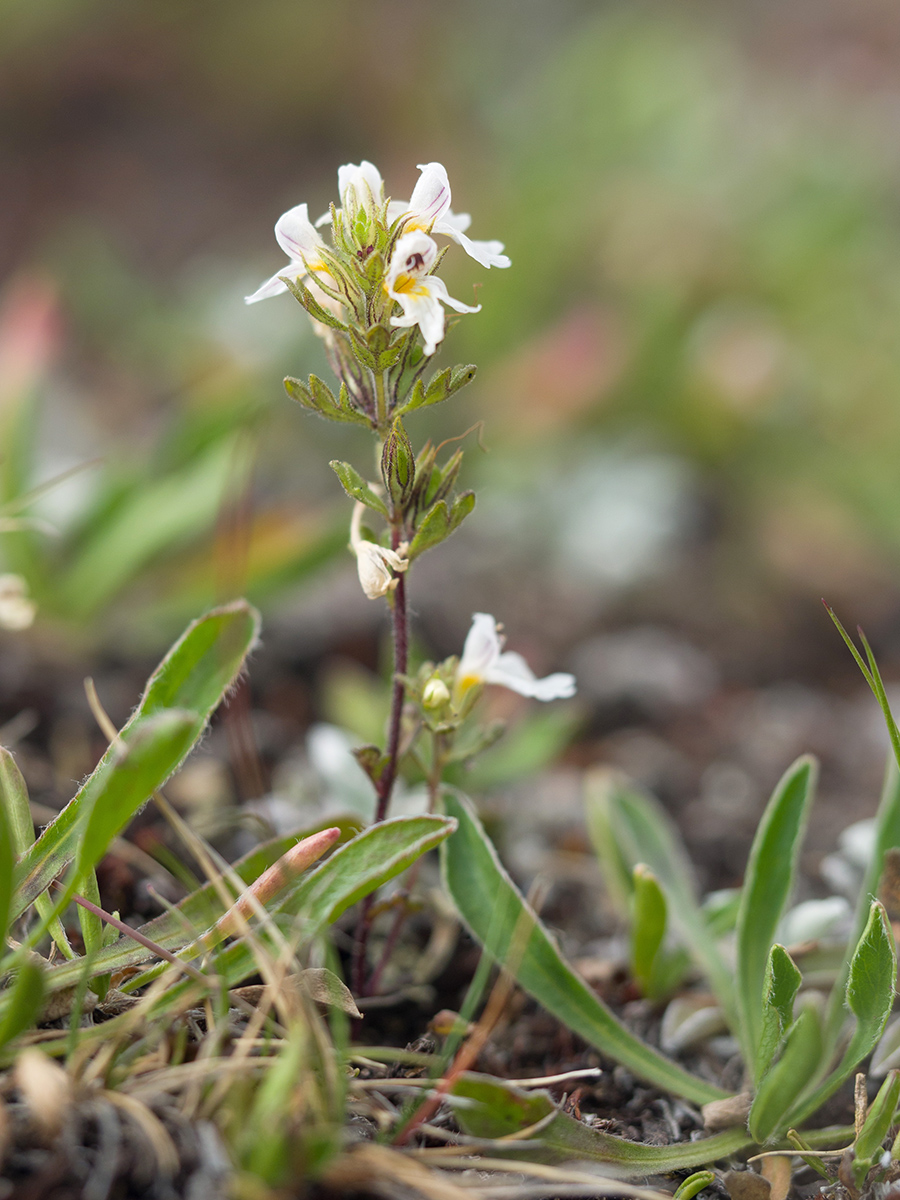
[{"xmin": 352, "ymin": 534, "xmax": 409, "ymax": 997}]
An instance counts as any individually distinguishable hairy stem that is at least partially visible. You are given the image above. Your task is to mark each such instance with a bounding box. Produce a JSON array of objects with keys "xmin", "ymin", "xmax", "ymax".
[
  {"xmin": 375, "ymin": 565, "xmax": 408, "ymax": 824},
  {"xmin": 352, "ymin": 531, "xmax": 409, "ymax": 996}
]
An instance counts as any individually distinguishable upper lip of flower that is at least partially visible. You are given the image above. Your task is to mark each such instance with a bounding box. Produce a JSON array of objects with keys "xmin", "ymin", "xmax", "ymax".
[
  {"xmin": 244, "ymin": 203, "xmax": 330, "ymax": 304},
  {"xmin": 456, "ymin": 613, "xmax": 577, "ymax": 701},
  {"xmin": 388, "ymin": 163, "xmax": 511, "ymax": 270}
]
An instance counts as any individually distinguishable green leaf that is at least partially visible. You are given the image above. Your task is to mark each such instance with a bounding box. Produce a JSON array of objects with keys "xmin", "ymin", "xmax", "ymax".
[
  {"xmin": 788, "ymin": 901, "xmax": 897, "ymax": 1126},
  {"xmin": 0, "ymin": 959, "xmax": 44, "ymax": 1050},
  {"xmin": 853, "ymin": 1069, "xmax": 900, "ymax": 1166},
  {"xmin": 328, "ymin": 461, "xmax": 388, "ymax": 517},
  {"xmin": 756, "ymin": 944, "xmax": 803, "ymax": 1084},
  {"xmin": 451, "ymin": 1074, "xmax": 749, "ymax": 1173},
  {"xmin": 397, "ymin": 365, "xmax": 477, "ymax": 414},
  {"xmin": 826, "ymin": 753, "xmax": 900, "ymax": 1045},
  {"xmin": 440, "ymin": 792, "xmax": 728, "ymax": 1106},
  {"xmin": 33, "ymin": 821, "xmax": 360, "ymax": 996},
  {"xmin": 284, "ymin": 375, "xmax": 370, "ymax": 426},
  {"xmin": 585, "ymin": 772, "xmax": 736, "ymax": 1028},
  {"xmin": 408, "ymin": 491, "xmax": 475, "ymax": 561},
  {"xmin": 0, "ymin": 749, "xmax": 75, "ymax": 959},
  {"xmin": 124, "ymin": 815, "xmax": 457, "ymax": 999},
  {"xmin": 282, "ymin": 275, "xmax": 347, "ymax": 330},
  {"xmin": 284, "ymin": 814, "xmax": 456, "ymax": 931},
  {"xmin": 631, "ymin": 865, "xmax": 667, "ymax": 998},
  {"xmin": 450, "ymin": 490, "xmax": 475, "ymax": 531},
  {"xmin": 749, "ymin": 1003, "xmax": 823, "ymax": 1143},
  {"xmin": 13, "ymin": 602, "xmax": 259, "ymax": 918},
  {"xmin": 60, "ymin": 436, "xmax": 245, "ymax": 616},
  {"xmin": 735, "ymin": 755, "xmax": 817, "ymax": 1065},
  {"xmin": 0, "ymin": 796, "xmax": 13, "ymax": 952},
  {"xmin": 673, "ymin": 1173, "xmax": 717, "ymax": 1200}
]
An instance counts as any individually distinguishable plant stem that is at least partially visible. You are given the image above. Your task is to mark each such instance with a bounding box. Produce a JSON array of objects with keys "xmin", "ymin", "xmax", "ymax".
[
  {"xmin": 352, "ymin": 532, "xmax": 409, "ymax": 996},
  {"xmin": 375, "ymin": 536, "xmax": 408, "ymax": 824}
]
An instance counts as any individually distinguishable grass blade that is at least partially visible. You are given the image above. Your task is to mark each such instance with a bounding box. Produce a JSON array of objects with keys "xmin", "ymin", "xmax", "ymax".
[
  {"xmin": 441, "ymin": 791, "xmax": 727, "ymax": 1106},
  {"xmin": 123, "ymin": 814, "xmax": 458, "ymax": 999},
  {"xmin": 735, "ymin": 755, "xmax": 817, "ymax": 1065}
]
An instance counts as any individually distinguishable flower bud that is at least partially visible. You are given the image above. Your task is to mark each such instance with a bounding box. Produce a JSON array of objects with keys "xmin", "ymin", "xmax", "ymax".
[
  {"xmin": 422, "ymin": 677, "xmax": 451, "ymax": 710},
  {"xmin": 381, "ymin": 418, "xmax": 415, "ymax": 510}
]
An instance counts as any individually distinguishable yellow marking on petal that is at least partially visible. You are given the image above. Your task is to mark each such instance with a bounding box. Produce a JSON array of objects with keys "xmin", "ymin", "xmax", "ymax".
[{"xmin": 457, "ymin": 673, "xmax": 482, "ymax": 693}]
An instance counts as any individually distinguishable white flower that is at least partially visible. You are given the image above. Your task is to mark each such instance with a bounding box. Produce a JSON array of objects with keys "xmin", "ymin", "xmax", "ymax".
[
  {"xmin": 385, "ymin": 231, "xmax": 480, "ymax": 356},
  {"xmin": 336, "ymin": 161, "xmax": 384, "ymax": 220},
  {"xmin": 244, "ymin": 203, "xmax": 332, "ymax": 304},
  {"xmin": 0, "ymin": 573, "xmax": 36, "ymax": 631},
  {"xmin": 349, "ymin": 502, "xmax": 408, "ymax": 600},
  {"xmin": 389, "ymin": 162, "xmax": 511, "ymax": 270},
  {"xmin": 456, "ymin": 613, "xmax": 576, "ymax": 701}
]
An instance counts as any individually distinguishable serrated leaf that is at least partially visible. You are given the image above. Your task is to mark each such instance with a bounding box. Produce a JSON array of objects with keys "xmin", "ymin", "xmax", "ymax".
[
  {"xmin": 756, "ymin": 944, "xmax": 803, "ymax": 1084},
  {"xmin": 329, "ymin": 461, "xmax": 388, "ymax": 517},
  {"xmin": 408, "ymin": 501, "xmax": 451, "ymax": 559},
  {"xmin": 284, "ymin": 375, "xmax": 368, "ymax": 426},
  {"xmin": 348, "ymin": 329, "xmax": 379, "ymax": 370},
  {"xmin": 282, "ymin": 276, "xmax": 347, "ymax": 330},
  {"xmin": 449, "ymin": 490, "xmax": 475, "ymax": 530},
  {"xmin": 440, "ymin": 792, "xmax": 727, "ymax": 1106},
  {"xmin": 735, "ymin": 755, "xmax": 817, "ymax": 1065},
  {"xmin": 788, "ymin": 901, "xmax": 897, "ymax": 1126},
  {"xmin": 451, "ymin": 1074, "xmax": 749, "ymax": 1173},
  {"xmin": 749, "ymin": 1004, "xmax": 823, "ymax": 1143}
]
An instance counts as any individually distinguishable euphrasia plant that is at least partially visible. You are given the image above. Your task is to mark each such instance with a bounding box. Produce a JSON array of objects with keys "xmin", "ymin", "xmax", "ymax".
[{"xmin": 247, "ymin": 162, "xmax": 573, "ymax": 826}]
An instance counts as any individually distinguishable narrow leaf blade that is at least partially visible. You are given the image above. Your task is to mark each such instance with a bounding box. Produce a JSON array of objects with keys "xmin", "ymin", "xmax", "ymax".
[
  {"xmin": 735, "ymin": 755, "xmax": 817, "ymax": 1064},
  {"xmin": 441, "ymin": 792, "xmax": 727, "ymax": 1106}
]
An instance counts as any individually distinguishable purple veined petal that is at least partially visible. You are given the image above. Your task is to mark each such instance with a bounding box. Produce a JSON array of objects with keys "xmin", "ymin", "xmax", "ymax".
[
  {"xmin": 408, "ymin": 162, "xmax": 452, "ymax": 227},
  {"xmin": 274, "ymin": 203, "xmax": 325, "ymax": 262},
  {"xmin": 458, "ymin": 613, "xmax": 503, "ymax": 680},
  {"xmin": 244, "ymin": 266, "xmax": 301, "ymax": 305}
]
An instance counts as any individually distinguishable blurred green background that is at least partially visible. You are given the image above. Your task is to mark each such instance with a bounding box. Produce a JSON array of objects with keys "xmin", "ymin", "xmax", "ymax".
[{"xmin": 4, "ymin": 0, "xmax": 900, "ymax": 686}]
